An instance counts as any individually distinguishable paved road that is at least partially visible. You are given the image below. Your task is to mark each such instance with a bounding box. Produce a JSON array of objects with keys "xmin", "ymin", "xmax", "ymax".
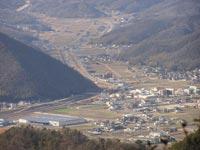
[
  {"xmin": 0, "ymin": 93, "xmax": 97, "ymax": 120},
  {"xmin": 16, "ymin": 0, "xmax": 30, "ymax": 12}
]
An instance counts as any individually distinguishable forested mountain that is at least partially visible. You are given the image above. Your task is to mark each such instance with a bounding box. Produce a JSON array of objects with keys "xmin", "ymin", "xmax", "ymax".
[
  {"xmin": 0, "ymin": 126, "xmax": 139, "ymax": 150},
  {"xmin": 0, "ymin": 0, "xmax": 165, "ymax": 19},
  {"xmin": 0, "ymin": 33, "xmax": 99, "ymax": 103},
  {"xmin": 0, "ymin": 0, "xmax": 199, "ymax": 87},
  {"xmin": 96, "ymin": 0, "xmax": 200, "ymax": 71},
  {"xmin": 0, "ymin": 0, "xmax": 52, "ymax": 45}
]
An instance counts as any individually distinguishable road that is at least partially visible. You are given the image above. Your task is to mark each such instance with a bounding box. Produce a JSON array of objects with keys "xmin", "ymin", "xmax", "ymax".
[
  {"xmin": 16, "ymin": 0, "xmax": 31, "ymax": 12},
  {"xmin": 0, "ymin": 93, "xmax": 97, "ymax": 120},
  {"xmin": 99, "ymin": 62, "xmax": 122, "ymax": 78}
]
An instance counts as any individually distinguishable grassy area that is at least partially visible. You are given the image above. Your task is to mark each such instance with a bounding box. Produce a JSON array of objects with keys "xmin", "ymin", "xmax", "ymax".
[
  {"xmin": 53, "ymin": 104, "xmax": 122, "ymax": 120},
  {"xmin": 156, "ymin": 108, "xmax": 200, "ymax": 124},
  {"xmin": 69, "ymin": 123, "xmax": 96, "ymax": 132}
]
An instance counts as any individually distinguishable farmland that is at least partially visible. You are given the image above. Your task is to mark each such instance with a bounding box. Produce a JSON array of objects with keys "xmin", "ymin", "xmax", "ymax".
[{"xmin": 53, "ymin": 104, "xmax": 122, "ymax": 120}]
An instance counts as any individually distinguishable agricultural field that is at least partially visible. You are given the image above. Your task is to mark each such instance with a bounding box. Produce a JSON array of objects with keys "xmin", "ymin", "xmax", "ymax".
[
  {"xmin": 157, "ymin": 107, "xmax": 200, "ymax": 124},
  {"xmin": 33, "ymin": 13, "xmax": 118, "ymax": 48},
  {"xmin": 53, "ymin": 104, "xmax": 122, "ymax": 120},
  {"xmin": 82, "ymin": 55, "xmax": 189, "ymax": 89}
]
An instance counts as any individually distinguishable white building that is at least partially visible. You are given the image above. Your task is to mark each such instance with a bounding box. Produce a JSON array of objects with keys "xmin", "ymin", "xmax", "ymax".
[{"xmin": 18, "ymin": 113, "xmax": 87, "ymax": 127}]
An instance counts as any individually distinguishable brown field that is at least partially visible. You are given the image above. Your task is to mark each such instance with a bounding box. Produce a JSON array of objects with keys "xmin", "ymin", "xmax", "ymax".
[
  {"xmin": 159, "ymin": 108, "xmax": 200, "ymax": 123},
  {"xmin": 0, "ymin": 128, "xmax": 7, "ymax": 134}
]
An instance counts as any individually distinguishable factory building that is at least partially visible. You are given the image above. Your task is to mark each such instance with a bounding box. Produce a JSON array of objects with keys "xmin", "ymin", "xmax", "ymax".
[
  {"xmin": 18, "ymin": 113, "xmax": 87, "ymax": 127},
  {"xmin": 0, "ymin": 119, "xmax": 9, "ymax": 127}
]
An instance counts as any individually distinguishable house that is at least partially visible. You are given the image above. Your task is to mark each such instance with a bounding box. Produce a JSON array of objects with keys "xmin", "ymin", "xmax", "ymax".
[
  {"xmin": 169, "ymin": 127, "xmax": 177, "ymax": 133},
  {"xmin": 149, "ymin": 131, "xmax": 168, "ymax": 138},
  {"xmin": 189, "ymin": 86, "xmax": 198, "ymax": 95},
  {"xmin": 122, "ymin": 114, "xmax": 139, "ymax": 123},
  {"xmin": 88, "ymin": 128, "xmax": 102, "ymax": 135},
  {"xmin": 161, "ymin": 88, "xmax": 174, "ymax": 97}
]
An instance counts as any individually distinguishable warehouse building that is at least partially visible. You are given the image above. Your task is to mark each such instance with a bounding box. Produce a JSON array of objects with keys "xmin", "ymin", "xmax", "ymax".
[
  {"xmin": 18, "ymin": 113, "xmax": 87, "ymax": 127},
  {"xmin": 0, "ymin": 119, "xmax": 9, "ymax": 127}
]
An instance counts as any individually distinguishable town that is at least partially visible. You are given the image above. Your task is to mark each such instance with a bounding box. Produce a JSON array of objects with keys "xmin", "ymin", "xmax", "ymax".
[{"xmin": 1, "ymin": 58, "xmax": 200, "ymax": 144}]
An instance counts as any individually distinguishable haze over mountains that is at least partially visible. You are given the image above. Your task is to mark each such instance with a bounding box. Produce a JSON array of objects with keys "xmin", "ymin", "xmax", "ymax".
[
  {"xmin": 0, "ymin": 0, "xmax": 200, "ymax": 102},
  {"xmin": 22, "ymin": 0, "xmax": 165, "ymax": 18},
  {"xmin": 0, "ymin": 33, "xmax": 99, "ymax": 102}
]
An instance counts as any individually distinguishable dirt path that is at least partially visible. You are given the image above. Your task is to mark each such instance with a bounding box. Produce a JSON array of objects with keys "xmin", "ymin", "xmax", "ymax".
[{"xmin": 16, "ymin": 0, "xmax": 30, "ymax": 12}]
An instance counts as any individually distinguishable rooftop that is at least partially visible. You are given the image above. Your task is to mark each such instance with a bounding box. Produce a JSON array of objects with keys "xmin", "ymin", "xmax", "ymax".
[{"xmin": 21, "ymin": 113, "xmax": 86, "ymax": 124}]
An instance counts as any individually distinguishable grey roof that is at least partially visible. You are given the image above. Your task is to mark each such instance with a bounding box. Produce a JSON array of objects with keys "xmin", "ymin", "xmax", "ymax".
[{"xmin": 22, "ymin": 114, "xmax": 86, "ymax": 124}]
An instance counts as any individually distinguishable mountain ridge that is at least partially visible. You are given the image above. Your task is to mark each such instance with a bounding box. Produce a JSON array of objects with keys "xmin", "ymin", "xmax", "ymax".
[
  {"xmin": 0, "ymin": 32, "xmax": 99, "ymax": 103},
  {"xmin": 95, "ymin": 0, "xmax": 200, "ymax": 71}
]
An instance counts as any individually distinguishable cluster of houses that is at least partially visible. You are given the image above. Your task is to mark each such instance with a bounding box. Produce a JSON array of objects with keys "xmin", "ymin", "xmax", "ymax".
[
  {"xmin": 131, "ymin": 86, "xmax": 200, "ymax": 97},
  {"xmin": 87, "ymin": 84, "xmax": 200, "ymax": 143},
  {"xmin": 139, "ymin": 66, "xmax": 200, "ymax": 83},
  {"xmin": 80, "ymin": 54, "xmax": 112, "ymax": 64},
  {"xmin": 0, "ymin": 101, "xmax": 30, "ymax": 112},
  {"xmin": 134, "ymin": 130, "xmax": 176, "ymax": 144},
  {"xmin": 89, "ymin": 113, "xmax": 178, "ymax": 144},
  {"xmin": 100, "ymin": 85, "xmax": 200, "ymax": 112}
]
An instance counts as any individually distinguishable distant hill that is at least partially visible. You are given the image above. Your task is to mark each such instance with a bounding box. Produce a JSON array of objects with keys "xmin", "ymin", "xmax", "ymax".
[
  {"xmin": 89, "ymin": 0, "xmax": 164, "ymax": 13},
  {"xmin": 0, "ymin": 0, "xmax": 24, "ymax": 9},
  {"xmin": 0, "ymin": 0, "xmax": 52, "ymax": 44},
  {"xmin": 29, "ymin": 0, "xmax": 106, "ymax": 18},
  {"xmin": 96, "ymin": 0, "xmax": 200, "ymax": 71},
  {"xmin": 0, "ymin": 33, "xmax": 99, "ymax": 103}
]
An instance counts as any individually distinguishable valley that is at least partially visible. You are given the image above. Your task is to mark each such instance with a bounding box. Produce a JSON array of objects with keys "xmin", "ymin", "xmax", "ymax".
[{"xmin": 0, "ymin": 0, "xmax": 200, "ymax": 147}]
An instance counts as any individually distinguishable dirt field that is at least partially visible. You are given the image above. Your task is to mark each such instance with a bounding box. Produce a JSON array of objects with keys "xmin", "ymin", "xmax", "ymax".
[{"xmin": 0, "ymin": 128, "xmax": 7, "ymax": 134}]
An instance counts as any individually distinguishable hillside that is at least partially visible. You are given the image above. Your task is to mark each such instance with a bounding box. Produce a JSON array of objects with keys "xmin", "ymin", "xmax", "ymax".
[
  {"xmin": 0, "ymin": 126, "xmax": 139, "ymax": 150},
  {"xmin": 0, "ymin": 33, "xmax": 99, "ymax": 103},
  {"xmin": 29, "ymin": 0, "xmax": 105, "ymax": 18},
  {"xmin": 0, "ymin": 0, "xmax": 24, "ymax": 9},
  {"xmin": 0, "ymin": 0, "xmax": 52, "ymax": 45},
  {"xmin": 96, "ymin": 0, "xmax": 200, "ymax": 71},
  {"xmin": 8, "ymin": 0, "xmax": 161, "ymax": 19},
  {"xmin": 0, "ymin": 124, "xmax": 200, "ymax": 150}
]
